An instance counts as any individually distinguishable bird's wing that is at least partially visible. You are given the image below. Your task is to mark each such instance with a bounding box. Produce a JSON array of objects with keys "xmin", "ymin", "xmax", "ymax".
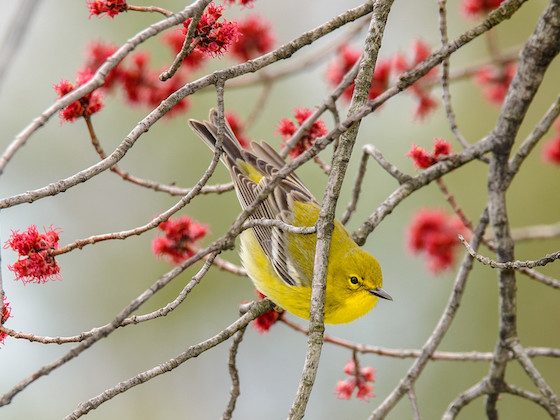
[{"xmin": 190, "ymin": 109, "xmax": 317, "ymax": 287}]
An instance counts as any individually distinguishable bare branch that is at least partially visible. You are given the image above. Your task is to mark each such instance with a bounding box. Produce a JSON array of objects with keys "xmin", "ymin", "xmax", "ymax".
[
  {"xmin": 461, "ymin": 235, "xmax": 560, "ymax": 269},
  {"xmin": 511, "ymin": 342, "xmax": 560, "ymax": 413},
  {"xmin": 484, "ymin": 1, "xmax": 560, "ymax": 414},
  {"xmin": 222, "ymin": 326, "xmax": 247, "ymax": 420},
  {"xmin": 508, "ymin": 94, "xmax": 560, "ymax": 177},
  {"xmin": 126, "ymin": 5, "xmax": 173, "ymax": 16},
  {"xmin": 437, "ymin": 0, "xmax": 474, "ymax": 153},
  {"xmin": 511, "ymin": 222, "xmax": 560, "ymax": 242},
  {"xmin": 408, "ymin": 387, "xmax": 421, "ymax": 420},
  {"xmin": 442, "ymin": 380, "xmax": 489, "ymax": 420},
  {"xmin": 288, "ymin": 3, "xmax": 394, "ymax": 418}
]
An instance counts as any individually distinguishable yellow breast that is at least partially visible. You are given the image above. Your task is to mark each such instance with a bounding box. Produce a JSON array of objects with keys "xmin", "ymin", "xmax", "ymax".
[{"xmin": 239, "ymin": 230, "xmax": 378, "ymax": 324}]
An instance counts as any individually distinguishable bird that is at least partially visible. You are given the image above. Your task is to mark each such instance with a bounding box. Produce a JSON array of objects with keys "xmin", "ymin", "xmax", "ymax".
[{"xmin": 188, "ymin": 109, "xmax": 391, "ymax": 324}]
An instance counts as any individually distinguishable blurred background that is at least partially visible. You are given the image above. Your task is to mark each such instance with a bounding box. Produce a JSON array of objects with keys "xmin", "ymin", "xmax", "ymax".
[{"xmin": 1, "ymin": 0, "xmax": 558, "ymax": 419}]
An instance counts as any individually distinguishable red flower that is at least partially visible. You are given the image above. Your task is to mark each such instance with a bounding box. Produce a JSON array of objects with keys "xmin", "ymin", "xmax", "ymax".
[
  {"xmin": 87, "ymin": 0, "xmax": 127, "ymax": 18},
  {"xmin": 119, "ymin": 52, "xmax": 190, "ymax": 116},
  {"xmin": 252, "ymin": 291, "xmax": 282, "ymax": 333},
  {"xmin": 82, "ymin": 41, "xmax": 122, "ymax": 89},
  {"xmin": 394, "ymin": 40, "xmax": 438, "ymax": 119},
  {"xmin": 231, "ymin": 15, "xmax": 274, "ymax": 62},
  {"xmin": 326, "ymin": 44, "xmax": 361, "ymax": 101},
  {"xmin": 336, "ymin": 360, "xmax": 376, "ymax": 401},
  {"xmin": 475, "ymin": 63, "xmax": 516, "ymax": 105},
  {"xmin": 162, "ymin": 29, "xmax": 208, "ymax": 70},
  {"xmin": 1, "ymin": 295, "xmax": 11, "ymax": 345},
  {"xmin": 183, "ymin": 3, "xmax": 239, "ymax": 57},
  {"xmin": 54, "ymin": 69, "xmax": 104, "ymax": 123},
  {"xmin": 335, "ymin": 380, "xmax": 355, "ymax": 400},
  {"xmin": 4, "ymin": 226, "xmax": 61, "ymax": 283},
  {"xmin": 326, "ymin": 45, "xmax": 392, "ymax": 102},
  {"xmin": 152, "ymin": 216, "xmax": 208, "ymax": 264},
  {"xmin": 226, "ymin": 112, "xmax": 250, "ymax": 148},
  {"xmin": 277, "ymin": 108, "xmax": 328, "ymax": 158},
  {"xmin": 407, "ymin": 209, "xmax": 466, "ymax": 273},
  {"xmin": 223, "ymin": 0, "xmax": 256, "ymax": 6},
  {"xmin": 407, "ymin": 138, "xmax": 451, "ymax": 169},
  {"xmin": 462, "ymin": 0, "xmax": 504, "ymax": 17},
  {"xmin": 542, "ymin": 124, "xmax": 560, "ymax": 165}
]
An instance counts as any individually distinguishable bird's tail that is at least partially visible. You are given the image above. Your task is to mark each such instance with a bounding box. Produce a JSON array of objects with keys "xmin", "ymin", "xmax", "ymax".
[{"xmin": 188, "ymin": 109, "xmax": 244, "ymax": 169}]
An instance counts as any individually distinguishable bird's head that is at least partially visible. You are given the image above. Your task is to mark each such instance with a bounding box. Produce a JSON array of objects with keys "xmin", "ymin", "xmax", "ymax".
[{"xmin": 330, "ymin": 247, "xmax": 392, "ymax": 302}]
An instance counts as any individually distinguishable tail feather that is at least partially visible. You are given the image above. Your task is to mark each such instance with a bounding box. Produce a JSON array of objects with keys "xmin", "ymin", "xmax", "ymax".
[{"xmin": 188, "ymin": 111, "xmax": 244, "ymax": 166}]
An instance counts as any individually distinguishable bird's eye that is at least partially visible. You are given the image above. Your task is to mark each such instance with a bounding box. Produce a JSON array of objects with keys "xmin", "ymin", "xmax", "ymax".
[{"xmin": 350, "ymin": 276, "xmax": 359, "ymax": 285}]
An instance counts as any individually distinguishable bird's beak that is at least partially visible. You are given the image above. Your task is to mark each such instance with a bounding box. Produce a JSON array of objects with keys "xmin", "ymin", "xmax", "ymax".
[{"xmin": 369, "ymin": 287, "xmax": 393, "ymax": 301}]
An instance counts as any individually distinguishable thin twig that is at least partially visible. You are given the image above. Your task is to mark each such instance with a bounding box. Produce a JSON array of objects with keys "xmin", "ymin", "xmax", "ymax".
[
  {"xmin": 159, "ymin": 1, "xmax": 210, "ymax": 81},
  {"xmin": 461, "ymin": 235, "xmax": 560, "ymax": 269},
  {"xmin": 503, "ymin": 383, "xmax": 554, "ymax": 414},
  {"xmin": 126, "ymin": 4, "xmax": 173, "ymax": 17},
  {"xmin": 408, "ymin": 387, "xmax": 421, "ymax": 420},
  {"xmin": 435, "ymin": 178, "xmax": 476, "ymax": 232},
  {"xmin": 222, "ymin": 326, "xmax": 247, "ymax": 420},
  {"xmin": 510, "ymin": 342, "xmax": 560, "ymax": 414},
  {"xmin": 518, "ymin": 267, "xmax": 560, "ymax": 289},
  {"xmin": 510, "ymin": 222, "xmax": 560, "ymax": 242},
  {"xmin": 508, "ymin": 94, "xmax": 560, "ymax": 178},
  {"xmin": 437, "ymin": 0, "xmax": 474, "ymax": 152},
  {"xmin": 442, "ymin": 380, "xmax": 489, "ymax": 420}
]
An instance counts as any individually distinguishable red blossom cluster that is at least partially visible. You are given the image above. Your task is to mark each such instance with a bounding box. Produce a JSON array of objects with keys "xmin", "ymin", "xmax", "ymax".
[
  {"xmin": 462, "ymin": 0, "xmax": 504, "ymax": 17},
  {"xmin": 542, "ymin": 122, "xmax": 560, "ymax": 165},
  {"xmin": 152, "ymin": 216, "xmax": 208, "ymax": 264},
  {"xmin": 119, "ymin": 52, "xmax": 190, "ymax": 117},
  {"xmin": 252, "ymin": 291, "xmax": 282, "ymax": 333},
  {"xmin": 54, "ymin": 70, "xmax": 104, "ymax": 123},
  {"xmin": 87, "ymin": 0, "xmax": 128, "ymax": 18},
  {"xmin": 226, "ymin": 112, "xmax": 250, "ymax": 148},
  {"xmin": 335, "ymin": 360, "xmax": 376, "ymax": 401},
  {"xmin": 4, "ymin": 226, "xmax": 61, "ymax": 283},
  {"xmin": 1, "ymin": 295, "xmax": 11, "ymax": 345},
  {"xmin": 407, "ymin": 209, "xmax": 467, "ymax": 273},
  {"xmin": 326, "ymin": 44, "xmax": 391, "ymax": 102},
  {"xmin": 231, "ymin": 15, "xmax": 274, "ymax": 62},
  {"xmin": 184, "ymin": 3, "xmax": 239, "ymax": 57},
  {"xmin": 82, "ymin": 41, "xmax": 121, "ymax": 88},
  {"xmin": 55, "ymin": 41, "xmax": 191, "ymax": 123},
  {"xmin": 394, "ymin": 40, "xmax": 439, "ymax": 119},
  {"xmin": 475, "ymin": 63, "xmax": 516, "ymax": 105},
  {"xmin": 407, "ymin": 138, "xmax": 452, "ymax": 169},
  {"xmin": 277, "ymin": 108, "xmax": 328, "ymax": 158}
]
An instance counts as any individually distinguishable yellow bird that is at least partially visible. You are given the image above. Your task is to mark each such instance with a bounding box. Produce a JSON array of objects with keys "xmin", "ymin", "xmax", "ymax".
[{"xmin": 189, "ymin": 109, "xmax": 391, "ymax": 324}]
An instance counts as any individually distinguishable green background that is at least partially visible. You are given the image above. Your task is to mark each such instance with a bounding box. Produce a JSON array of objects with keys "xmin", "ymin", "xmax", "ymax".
[{"xmin": 1, "ymin": 1, "xmax": 558, "ymax": 419}]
